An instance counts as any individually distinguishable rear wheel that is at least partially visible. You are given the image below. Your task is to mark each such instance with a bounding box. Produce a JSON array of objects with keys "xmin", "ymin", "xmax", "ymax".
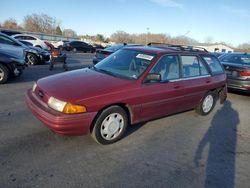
[
  {"xmin": 196, "ymin": 92, "xmax": 216, "ymax": 115},
  {"xmin": 91, "ymin": 106, "xmax": 128, "ymax": 144},
  {"xmin": 0, "ymin": 64, "xmax": 10, "ymax": 84}
]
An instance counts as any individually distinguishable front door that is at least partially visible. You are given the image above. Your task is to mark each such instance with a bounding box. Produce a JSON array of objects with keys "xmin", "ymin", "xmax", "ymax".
[{"xmin": 139, "ymin": 55, "xmax": 186, "ymax": 121}]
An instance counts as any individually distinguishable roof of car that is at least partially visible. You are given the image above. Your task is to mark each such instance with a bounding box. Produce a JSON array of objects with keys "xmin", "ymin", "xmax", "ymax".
[{"xmin": 124, "ymin": 44, "xmax": 210, "ymax": 55}]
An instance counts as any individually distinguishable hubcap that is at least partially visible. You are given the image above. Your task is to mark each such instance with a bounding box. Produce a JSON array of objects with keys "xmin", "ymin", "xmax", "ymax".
[
  {"xmin": 28, "ymin": 54, "xmax": 35, "ymax": 64},
  {"xmin": 202, "ymin": 95, "xmax": 214, "ymax": 113},
  {"xmin": 0, "ymin": 68, "xmax": 4, "ymax": 81},
  {"xmin": 100, "ymin": 113, "xmax": 124, "ymax": 140}
]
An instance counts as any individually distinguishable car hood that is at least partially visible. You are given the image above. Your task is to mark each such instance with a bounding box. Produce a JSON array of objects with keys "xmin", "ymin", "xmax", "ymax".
[{"xmin": 37, "ymin": 68, "xmax": 134, "ymax": 103}]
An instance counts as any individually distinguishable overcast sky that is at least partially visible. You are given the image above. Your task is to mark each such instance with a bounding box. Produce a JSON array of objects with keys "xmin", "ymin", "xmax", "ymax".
[{"xmin": 1, "ymin": 0, "xmax": 250, "ymax": 46}]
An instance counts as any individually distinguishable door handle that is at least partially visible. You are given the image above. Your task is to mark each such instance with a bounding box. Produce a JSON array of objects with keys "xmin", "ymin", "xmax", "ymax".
[{"xmin": 206, "ymin": 79, "xmax": 211, "ymax": 83}]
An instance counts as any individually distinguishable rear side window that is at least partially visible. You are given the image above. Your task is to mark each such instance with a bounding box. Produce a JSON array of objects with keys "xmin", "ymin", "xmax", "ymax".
[
  {"xmin": 201, "ymin": 55, "xmax": 224, "ymax": 75},
  {"xmin": 220, "ymin": 54, "xmax": 250, "ymax": 65},
  {"xmin": 181, "ymin": 56, "xmax": 209, "ymax": 78}
]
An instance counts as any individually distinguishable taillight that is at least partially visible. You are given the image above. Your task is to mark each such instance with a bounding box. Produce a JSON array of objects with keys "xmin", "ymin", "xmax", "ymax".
[{"xmin": 240, "ymin": 70, "xmax": 250, "ymax": 77}]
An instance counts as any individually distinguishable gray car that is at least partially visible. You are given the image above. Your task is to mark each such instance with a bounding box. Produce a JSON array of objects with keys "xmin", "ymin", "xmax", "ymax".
[{"xmin": 219, "ymin": 53, "xmax": 250, "ymax": 93}]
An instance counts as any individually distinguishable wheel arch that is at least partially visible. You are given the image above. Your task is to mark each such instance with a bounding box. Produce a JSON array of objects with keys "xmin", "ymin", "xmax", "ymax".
[{"xmin": 89, "ymin": 103, "xmax": 133, "ymax": 133}]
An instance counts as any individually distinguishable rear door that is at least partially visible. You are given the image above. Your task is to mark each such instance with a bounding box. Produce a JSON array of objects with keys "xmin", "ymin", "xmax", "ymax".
[
  {"xmin": 179, "ymin": 55, "xmax": 212, "ymax": 109},
  {"xmin": 139, "ymin": 55, "xmax": 186, "ymax": 121}
]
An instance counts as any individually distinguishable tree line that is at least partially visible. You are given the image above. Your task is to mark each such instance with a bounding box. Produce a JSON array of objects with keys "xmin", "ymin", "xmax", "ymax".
[
  {"xmin": 1, "ymin": 14, "xmax": 250, "ymax": 51},
  {"xmin": 0, "ymin": 14, "xmax": 77, "ymax": 37}
]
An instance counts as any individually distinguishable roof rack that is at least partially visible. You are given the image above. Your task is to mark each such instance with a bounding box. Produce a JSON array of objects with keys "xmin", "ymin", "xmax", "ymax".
[{"xmin": 147, "ymin": 42, "xmax": 208, "ymax": 52}]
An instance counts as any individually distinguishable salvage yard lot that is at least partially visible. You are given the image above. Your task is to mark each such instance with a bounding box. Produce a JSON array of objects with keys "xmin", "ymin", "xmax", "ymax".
[{"xmin": 0, "ymin": 52, "xmax": 250, "ymax": 188}]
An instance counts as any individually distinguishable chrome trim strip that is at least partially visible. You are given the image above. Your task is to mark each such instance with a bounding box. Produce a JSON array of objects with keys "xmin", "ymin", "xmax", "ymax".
[{"xmin": 168, "ymin": 75, "xmax": 211, "ymax": 82}]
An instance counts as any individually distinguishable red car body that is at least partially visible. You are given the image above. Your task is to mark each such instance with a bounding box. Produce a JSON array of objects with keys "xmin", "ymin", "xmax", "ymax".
[{"xmin": 26, "ymin": 46, "xmax": 227, "ymax": 137}]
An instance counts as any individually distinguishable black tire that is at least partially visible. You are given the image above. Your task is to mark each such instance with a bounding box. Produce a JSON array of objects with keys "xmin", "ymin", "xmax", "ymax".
[
  {"xmin": 0, "ymin": 64, "xmax": 10, "ymax": 84},
  {"xmin": 27, "ymin": 53, "xmax": 39, "ymax": 65},
  {"xmin": 196, "ymin": 92, "xmax": 216, "ymax": 116},
  {"xmin": 91, "ymin": 106, "xmax": 128, "ymax": 145}
]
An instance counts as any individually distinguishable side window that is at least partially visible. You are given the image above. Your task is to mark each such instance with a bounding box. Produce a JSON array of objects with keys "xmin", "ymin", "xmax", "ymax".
[
  {"xmin": 25, "ymin": 36, "xmax": 36, "ymax": 40},
  {"xmin": 202, "ymin": 55, "xmax": 224, "ymax": 75},
  {"xmin": 181, "ymin": 56, "xmax": 209, "ymax": 78},
  {"xmin": 0, "ymin": 36, "xmax": 15, "ymax": 45},
  {"xmin": 14, "ymin": 36, "xmax": 23, "ymax": 40},
  {"xmin": 150, "ymin": 55, "xmax": 180, "ymax": 82}
]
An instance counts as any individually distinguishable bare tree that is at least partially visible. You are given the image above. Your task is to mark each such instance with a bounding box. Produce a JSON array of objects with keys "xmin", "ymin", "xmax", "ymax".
[
  {"xmin": 23, "ymin": 13, "xmax": 58, "ymax": 34},
  {"xmin": 2, "ymin": 18, "xmax": 21, "ymax": 30},
  {"xmin": 95, "ymin": 34, "xmax": 105, "ymax": 42},
  {"xmin": 110, "ymin": 31, "xmax": 134, "ymax": 43}
]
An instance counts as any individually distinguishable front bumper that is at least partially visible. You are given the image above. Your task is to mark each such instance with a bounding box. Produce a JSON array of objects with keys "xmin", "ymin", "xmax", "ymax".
[
  {"xmin": 40, "ymin": 53, "xmax": 50, "ymax": 62},
  {"xmin": 227, "ymin": 78, "xmax": 250, "ymax": 92},
  {"xmin": 25, "ymin": 89, "xmax": 97, "ymax": 135}
]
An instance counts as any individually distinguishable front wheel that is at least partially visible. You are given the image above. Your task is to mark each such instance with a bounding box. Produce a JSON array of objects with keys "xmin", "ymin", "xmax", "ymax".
[
  {"xmin": 27, "ymin": 53, "xmax": 39, "ymax": 65},
  {"xmin": 196, "ymin": 92, "xmax": 216, "ymax": 115},
  {"xmin": 91, "ymin": 106, "xmax": 128, "ymax": 144}
]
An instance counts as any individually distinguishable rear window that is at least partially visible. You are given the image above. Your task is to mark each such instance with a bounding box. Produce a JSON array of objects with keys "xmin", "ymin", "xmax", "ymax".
[
  {"xmin": 201, "ymin": 55, "xmax": 224, "ymax": 75},
  {"xmin": 220, "ymin": 54, "xmax": 250, "ymax": 65}
]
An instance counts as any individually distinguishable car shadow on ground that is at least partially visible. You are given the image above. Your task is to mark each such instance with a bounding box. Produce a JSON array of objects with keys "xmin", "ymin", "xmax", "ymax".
[{"xmin": 194, "ymin": 101, "xmax": 239, "ymax": 188}]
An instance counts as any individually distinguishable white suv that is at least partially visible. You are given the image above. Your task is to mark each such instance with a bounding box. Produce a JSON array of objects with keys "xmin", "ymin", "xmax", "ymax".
[{"xmin": 12, "ymin": 34, "xmax": 49, "ymax": 50}]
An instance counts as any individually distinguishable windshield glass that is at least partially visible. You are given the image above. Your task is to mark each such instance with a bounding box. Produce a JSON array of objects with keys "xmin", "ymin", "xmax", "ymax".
[{"xmin": 94, "ymin": 49, "xmax": 155, "ymax": 80}]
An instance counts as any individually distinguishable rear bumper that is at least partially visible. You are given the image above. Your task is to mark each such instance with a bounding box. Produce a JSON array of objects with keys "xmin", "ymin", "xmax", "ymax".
[
  {"xmin": 25, "ymin": 89, "xmax": 97, "ymax": 135},
  {"xmin": 227, "ymin": 78, "xmax": 250, "ymax": 92}
]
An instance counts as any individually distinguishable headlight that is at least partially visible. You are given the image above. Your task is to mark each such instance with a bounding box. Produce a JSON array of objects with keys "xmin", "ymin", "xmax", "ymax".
[
  {"xmin": 32, "ymin": 82, "xmax": 37, "ymax": 92},
  {"xmin": 48, "ymin": 97, "xmax": 87, "ymax": 114}
]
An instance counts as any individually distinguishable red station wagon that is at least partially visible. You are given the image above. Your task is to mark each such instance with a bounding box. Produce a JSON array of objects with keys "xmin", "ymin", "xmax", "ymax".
[{"xmin": 26, "ymin": 43, "xmax": 227, "ymax": 144}]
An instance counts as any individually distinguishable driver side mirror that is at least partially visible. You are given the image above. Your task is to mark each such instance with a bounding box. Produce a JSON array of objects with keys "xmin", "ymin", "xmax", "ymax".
[{"xmin": 144, "ymin": 73, "xmax": 161, "ymax": 83}]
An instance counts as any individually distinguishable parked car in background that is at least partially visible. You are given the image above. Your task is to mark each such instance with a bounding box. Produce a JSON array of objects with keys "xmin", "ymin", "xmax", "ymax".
[
  {"xmin": 0, "ymin": 29, "xmax": 22, "ymax": 36},
  {"xmin": 19, "ymin": 40, "xmax": 50, "ymax": 65},
  {"xmin": 44, "ymin": 41, "xmax": 54, "ymax": 51},
  {"xmin": 0, "ymin": 32, "xmax": 27, "ymax": 59},
  {"xmin": 0, "ymin": 32, "xmax": 49, "ymax": 66},
  {"xmin": 51, "ymin": 40, "xmax": 69, "ymax": 49},
  {"xmin": 219, "ymin": 53, "xmax": 250, "ymax": 93},
  {"xmin": 26, "ymin": 44, "xmax": 227, "ymax": 144},
  {"xmin": 63, "ymin": 41, "xmax": 95, "ymax": 52},
  {"xmin": 93, "ymin": 43, "xmax": 142, "ymax": 64},
  {"xmin": 0, "ymin": 49, "xmax": 26, "ymax": 84},
  {"xmin": 12, "ymin": 34, "xmax": 50, "ymax": 50},
  {"xmin": 212, "ymin": 52, "xmax": 225, "ymax": 58}
]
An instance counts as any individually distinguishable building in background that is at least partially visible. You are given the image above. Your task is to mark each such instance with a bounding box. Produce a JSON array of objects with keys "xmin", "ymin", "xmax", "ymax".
[{"xmin": 198, "ymin": 43, "xmax": 234, "ymax": 53}]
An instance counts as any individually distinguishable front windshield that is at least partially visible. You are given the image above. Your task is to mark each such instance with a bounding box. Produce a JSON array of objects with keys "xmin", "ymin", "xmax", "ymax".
[{"xmin": 94, "ymin": 49, "xmax": 155, "ymax": 80}]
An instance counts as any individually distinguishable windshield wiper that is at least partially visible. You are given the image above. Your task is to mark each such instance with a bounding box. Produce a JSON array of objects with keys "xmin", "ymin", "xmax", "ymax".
[{"xmin": 93, "ymin": 66, "xmax": 119, "ymax": 77}]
